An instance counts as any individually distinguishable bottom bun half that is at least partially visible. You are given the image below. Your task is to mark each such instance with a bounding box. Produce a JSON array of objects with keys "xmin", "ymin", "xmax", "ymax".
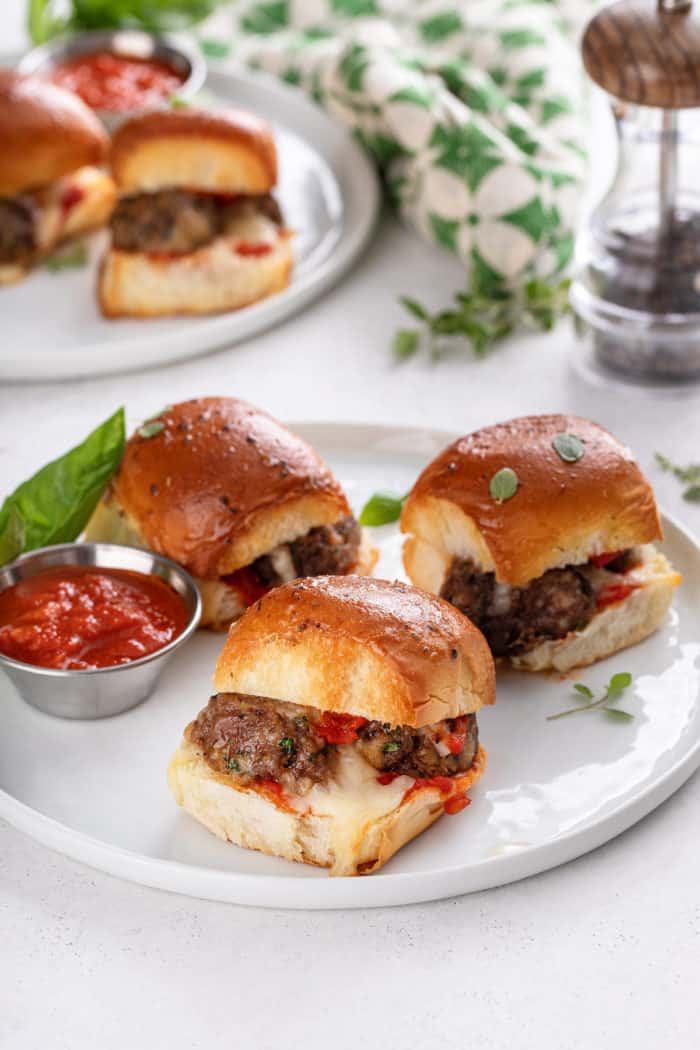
[
  {"xmin": 512, "ymin": 551, "xmax": 681, "ymax": 672},
  {"xmin": 98, "ymin": 231, "xmax": 293, "ymax": 318},
  {"xmin": 167, "ymin": 740, "xmax": 487, "ymax": 877}
]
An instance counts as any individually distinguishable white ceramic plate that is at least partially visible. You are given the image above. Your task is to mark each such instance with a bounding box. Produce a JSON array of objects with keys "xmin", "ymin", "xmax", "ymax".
[
  {"xmin": 0, "ymin": 423, "xmax": 699, "ymax": 909},
  {"xmin": 0, "ymin": 68, "xmax": 379, "ymax": 382}
]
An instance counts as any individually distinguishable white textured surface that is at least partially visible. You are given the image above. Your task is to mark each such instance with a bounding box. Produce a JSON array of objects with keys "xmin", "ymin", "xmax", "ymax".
[{"xmin": 2, "ymin": 4, "xmax": 700, "ymax": 1046}]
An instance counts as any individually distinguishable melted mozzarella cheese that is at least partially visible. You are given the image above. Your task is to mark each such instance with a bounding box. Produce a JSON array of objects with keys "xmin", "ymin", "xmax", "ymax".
[
  {"xmin": 268, "ymin": 544, "xmax": 297, "ymax": 583},
  {"xmin": 298, "ymin": 747, "xmax": 410, "ymax": 821}
]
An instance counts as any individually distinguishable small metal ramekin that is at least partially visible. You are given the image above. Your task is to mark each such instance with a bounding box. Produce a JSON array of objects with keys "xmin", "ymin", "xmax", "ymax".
[
  {"xmin": 0, "ymin": 543, "xmax": 201, "ymax": 720},
  {"xmin": 18, "ymin": 29, "xmax": 207, "ymax": 128}
]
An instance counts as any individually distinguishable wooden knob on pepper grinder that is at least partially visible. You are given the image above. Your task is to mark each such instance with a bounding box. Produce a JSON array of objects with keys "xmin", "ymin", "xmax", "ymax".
[{"xmin": 582, "ymin": 0, "xmax": 700, "ymax": 108}]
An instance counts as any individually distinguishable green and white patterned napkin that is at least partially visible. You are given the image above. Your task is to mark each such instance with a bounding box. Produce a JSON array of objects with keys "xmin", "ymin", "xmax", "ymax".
[{"xmin": 227, "ymin": 0, "xmax": 590, "ymax": 293}]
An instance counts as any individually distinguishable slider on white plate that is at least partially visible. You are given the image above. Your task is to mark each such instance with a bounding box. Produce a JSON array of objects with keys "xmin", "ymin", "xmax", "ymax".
[{"xmin": 168, "ymin": 575, "xmax": 494, "ymax": 876}]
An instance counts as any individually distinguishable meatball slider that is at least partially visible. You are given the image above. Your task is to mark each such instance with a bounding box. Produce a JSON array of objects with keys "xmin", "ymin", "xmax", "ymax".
[
  {"xmin": 85, "ymin": 398, "xmax": 377, "ymax": 629},
  {"xmin": 99, "ymin": 107, "xmax": 292, "ymax": 317},
  {"xmin": 0, "ymin": 70, "xmax": 114, "ymax": 285},
  {"xmin": 401, "ymin": 415, "xmax": 681, "ymax": 672},
  {"xmin": 168, "ymin": 576, "xmax": 493, "ymax": 876}
]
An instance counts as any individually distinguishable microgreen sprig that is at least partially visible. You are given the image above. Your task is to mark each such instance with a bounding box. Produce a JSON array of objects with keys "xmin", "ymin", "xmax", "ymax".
[
  {"xmin": 547, "ymin": 672, "xmax": 634, "ymax": 722},
  {"xmin": 655, "ymin": 453, "xmax": 700, "ymax": 503}
]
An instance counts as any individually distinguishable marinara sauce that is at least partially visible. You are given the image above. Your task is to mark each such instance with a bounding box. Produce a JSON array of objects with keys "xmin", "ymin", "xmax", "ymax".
[
  {"xmin": 0, "ymin": 565, "xmax": 188, "ymax": 671},
  {"xmin": 51, "ymin": 51, "xmax": 184, "ymax": 112}
]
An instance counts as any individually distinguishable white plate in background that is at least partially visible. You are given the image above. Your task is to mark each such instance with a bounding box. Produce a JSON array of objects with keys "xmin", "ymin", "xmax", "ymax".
[
  {"xmin": 0, "ymin": 423, "xmax": 698, "ymax": 909},
  {"xmin": 0, "ymin": 69, "xmax": 380, "ymax": 381}
]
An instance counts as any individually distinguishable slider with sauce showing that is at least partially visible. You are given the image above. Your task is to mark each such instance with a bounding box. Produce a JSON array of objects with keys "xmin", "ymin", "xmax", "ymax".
[
  {"xmin": 99, "ymin": 106, "xmax": 292, "ymax": 317},
  {"xmin": 0, "ymin": 70, "xmax": 115, "ymax": 285},
  {"xmin": 401, "ymin": 414, "xmax": 681, "ymax": 672},
  {"xmin": 85, "ymin": 398, "xmax": 378, "ymax": 630},
  {"xmin": 168, "ymin": 576, "xmax": 494, "ymax": 876}
]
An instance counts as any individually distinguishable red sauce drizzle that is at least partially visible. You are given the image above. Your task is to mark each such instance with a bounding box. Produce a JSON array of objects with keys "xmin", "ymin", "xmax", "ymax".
[
  {"xmin": 51, "ymin": 51, "xmax": 184, "ymax": 112},
  {"xmin": 60, "ymin": 184, "xmax": 85, "ymax": 215},
  {"xmin": 234, "ymin": 242, "xmax": 274, "ymax": 257},
  {"xmin": 596, "ymin": 582, "xmax": 639, "ymax": 610},
  {"xmin": 376, "ymin": 771, "xmax": 470, "ymax": 816},
  {"xmin": 0, "ymin": 565, "xmax": 188, "ymax": 671},
  {"xmin": 221, "ymin": 566, "xmax": 271, "ymax": 607},
  {"xmin": 254, "ymin": 779, "xmax": 295, "ymax": 813},
  {"xmin": 589, "ymin": 551, "xmax": 625, "ymax": 569},
  {"xmin": 315, "ymin": 712, "xmax": 368, "ymax": 744}
]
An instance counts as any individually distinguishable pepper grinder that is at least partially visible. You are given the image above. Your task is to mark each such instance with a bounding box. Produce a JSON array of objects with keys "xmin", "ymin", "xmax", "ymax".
[{"xmin": 571, "ymin": 0, "xmax": 700, "ymax": 385}]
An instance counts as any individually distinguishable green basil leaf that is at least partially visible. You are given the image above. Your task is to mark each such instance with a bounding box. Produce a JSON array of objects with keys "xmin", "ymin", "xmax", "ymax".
[
  {"xmin": 683, "ymin": 484, "xmax": 700, "ymax": 502},
  {"xmin": 603, "ymin": 707, "xmax": 634, "ymax": 722},
  {"xmin": 359, "ymin": 491, "xmax": 406, "ymax": 527},
  {"xmin": 553, "ymin": 433, "xmax": 584, "ymax": 463},
  {"xmin": 27, "ymin": 0, "xmax": 67, "ymax": 42},
  {"xmin": 489, "ymin": 467, "xmax": 519, "ymax": 503},
  {"xmin": 0, "ymin": 407, "xmax": 125, "ymax": 562},
  {"xmin": 0, "ymin": 506, "xmax": 26, "ymax": 566}
]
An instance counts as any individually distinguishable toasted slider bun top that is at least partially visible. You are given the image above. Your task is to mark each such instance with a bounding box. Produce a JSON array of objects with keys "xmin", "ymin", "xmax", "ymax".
[
  {"xmin": 402, "ymin": 414, "xmax": 662, "ymax": 588},
  {"xmin": 110, "ymin": 107, "xmax": 277, "ymax": 195},
  {"xmin": 0, "ymin": 70, "xmax": 108, "ymax": 195},
  {"xmin": 112, "ymin": 398, "xmax": 351, "ymax": 579},
  {"xmin": 214, "ymin": 575, "xmax": 496, "ymax": 726}
]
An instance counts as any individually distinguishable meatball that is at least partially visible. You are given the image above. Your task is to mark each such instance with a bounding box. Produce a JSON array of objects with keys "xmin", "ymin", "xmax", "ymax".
[
  {"xmin": 290, "ymin": 516, "xmax": 361, "ymax": 577},
  {"xmin": 440, "ymin": 558, "xmax": 495, "ymax": 622},
  {"xmin": 110, "ymin": 190, "xmax": 221, "ymax": 253},
  {"xmin": 521, "ymin": 567, "xmax": 595, "ymax": 641},
  {"xmin": 356, "ymin": 714, "xmax": 479, "ymax": 778},
  {"xmin": 441, "ymin": 557, "xmax": 596, "ymax": 656},
  {"xmin": 250, "ymin": 516, "xmax": 361, "ymax": 588},
  {"xmin": 188, "ymin": 693, "xmax": 331, "ymax": 794},
  {"xmin": 0, "ymin": 194, "xmax": 37, "ymax": 264}
]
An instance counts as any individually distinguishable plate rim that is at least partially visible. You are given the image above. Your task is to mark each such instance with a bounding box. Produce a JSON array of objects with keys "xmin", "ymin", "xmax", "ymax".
[
  {"xmin": 0, "ymin": 421, "xmax": 698, "ymax": 909},
  {"xmin": 0, "ymin": 66, "xmax": 381, "ymax": 382}
]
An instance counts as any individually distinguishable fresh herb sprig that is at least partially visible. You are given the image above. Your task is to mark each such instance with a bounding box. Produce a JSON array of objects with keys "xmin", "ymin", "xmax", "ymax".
[
  {"xmin": 394, "ymin": 277, "xmax": 571, "ymax": 361},
  {"xmin": 547, "ymin": 673, "xmax": 634, "ymax": 722},
  {"xmin": 655, "ymin": 453, "xmax": 700, "ymax": 503}
]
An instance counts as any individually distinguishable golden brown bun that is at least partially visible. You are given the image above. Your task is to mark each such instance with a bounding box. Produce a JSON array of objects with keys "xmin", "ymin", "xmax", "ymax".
[
  {"xmin": 110, "ymin": 108, "xmax": 277, "ymax": 194},
  {"xmin": 402, "ymin": 415, "xmax": 662, "ymax": 588},
  {"xmin": 168, "ymin": 738, "xmax": 487, "ymax": 876},
  {"xmin": 0, "ymin": 70, "xmax": 108, "ymax": 195},
  {"xmin": 102, "ymin": 398, "xmax": 353, "ymax": 579},
  {"xmin": 512, "ymin": 549, "xmax": 681, "ymax": 672},
  {"xmin": 0, "ymin": 166, "xmax": 116, "ymax": 286},
  {"xmin": 98, "ymin": 228, "xmax": 292, "ymax": 318},
  {"xmin": 214, "ymin": 575, "xmax": 496, "ymax": 725}
]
